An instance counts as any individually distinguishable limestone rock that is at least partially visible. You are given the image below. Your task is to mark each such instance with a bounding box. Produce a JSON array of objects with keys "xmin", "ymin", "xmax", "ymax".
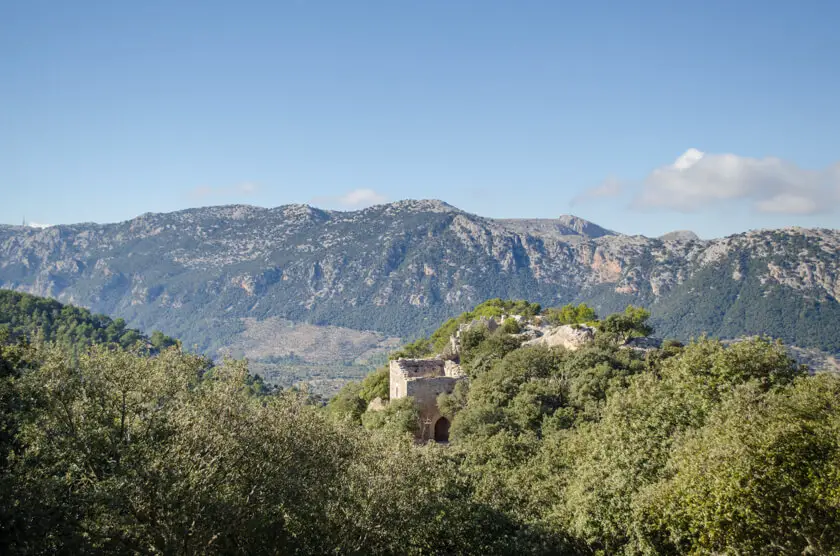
[
  {"xmin": 367, "ymin": 397, "xmax": 386, "ymax": 412},
  {"xmin": 515, "ymin": 328, "xmax": 542, "ymax": 342},
  {"xmin": 2, "ymin": 200, "xmax": 839, "ymax": 362},
  {"xmin": 523, "ymin": 324, "xmax": 595, "ymax": 351},
  {"xmin": 444, "ymin": 360, "xmax": 464, "ymax": 377},
  {"xmin": 459, "ymin": 316, "xmax": 499, "ymax": 334}
]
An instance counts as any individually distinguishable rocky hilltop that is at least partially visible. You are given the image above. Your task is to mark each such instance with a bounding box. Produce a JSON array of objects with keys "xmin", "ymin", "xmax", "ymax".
[{"xmin": 1, "ymin": 199, "xmax": 839, "ymax": 358}]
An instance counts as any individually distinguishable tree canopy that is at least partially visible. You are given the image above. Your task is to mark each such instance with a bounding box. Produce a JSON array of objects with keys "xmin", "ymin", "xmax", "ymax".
[
  {"xmin": 1, "ymin": 296, "xmax": 838, "ymax": 554},
  {"xmin": 0, "ymin": 289, "xmax": 178, "ymax": 354}
]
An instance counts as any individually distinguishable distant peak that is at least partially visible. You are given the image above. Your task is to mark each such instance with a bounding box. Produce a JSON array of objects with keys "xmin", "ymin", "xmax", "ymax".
[
  {"xmin": 381, "ymin": 199, "xmax": 461, "ymax": 213},
  {"xmin": 659, "ymin": 230, "xmax": 701, "ymax": 242},
  {"xmin": 556, "ymin": 214, "xmax": 615, "ymax": 238}
]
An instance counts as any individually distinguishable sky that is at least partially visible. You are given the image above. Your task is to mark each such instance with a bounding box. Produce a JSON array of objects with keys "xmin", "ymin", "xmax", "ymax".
[{"xmin": 2, "ymin": 0, "xmax": 839, "ymax": 238}]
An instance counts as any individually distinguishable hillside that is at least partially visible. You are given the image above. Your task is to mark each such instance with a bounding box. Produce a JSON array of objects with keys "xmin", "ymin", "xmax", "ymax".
[
  {"xmin": 0, "ymin": 289, "xmax": 177, "ymax": 352},
  {"xmin": 3, "ymin": 299, "xmax": 839, "ymax": 554},
  {"xmin": 1, "ymin": 200, "xmax": 838, "ymax": 366}
]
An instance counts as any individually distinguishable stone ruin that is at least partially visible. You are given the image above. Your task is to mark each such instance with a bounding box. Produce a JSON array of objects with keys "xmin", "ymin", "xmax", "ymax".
[
  {"xmin": 389, "ymin": 357, "xmax": 465, "ymax": 442},
  {"xmin": 383, "ymin": 314, "xmax": 601, "ymax": 442}
]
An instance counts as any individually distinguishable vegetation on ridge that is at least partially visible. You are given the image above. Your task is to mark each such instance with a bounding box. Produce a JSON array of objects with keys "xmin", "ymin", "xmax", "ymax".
[
  {"xmin": 0, "ymin": 289, "xmax": 178, "ymax": 354},
  {"xmin": 1, "ymin": 295, "xmax": 838, "ymax": 554}
]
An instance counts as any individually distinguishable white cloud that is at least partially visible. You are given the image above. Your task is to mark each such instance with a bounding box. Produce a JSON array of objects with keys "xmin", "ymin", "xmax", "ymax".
[
  {"xmin": 571, "ymin": 176, "xmax": 623, "ymax": 205},
  {"xmin": 189, "ymin": 182, "xmax": 259, "ymax": 199},
  {"xmin": 754, "ymin": 193, "xmax": 820, "ymax": 215},
  {"xmin": 672, "ymin": 148, "xmax": 705, "ymax": 170},
  {"xmin": 632, "ymin": 149, "xmax": 840, "ymax": 215},
  {"xmin": 311, "ymin": 188, "xmax": 388, "ymax": 209}
]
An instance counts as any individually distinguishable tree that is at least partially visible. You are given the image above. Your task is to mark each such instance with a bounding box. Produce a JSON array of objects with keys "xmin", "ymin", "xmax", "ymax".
[
  {"xmin": 598, "ymin": 305, "xmax": 652, "ymax": 342},
  {"xmin": 358, "ymin": 366, "xmax": 390, "ymax": 402},
  {"xmin": 389, "ymin": 338, "xmax": 432, "ymax": 360},
  {"xmin": 644, "ymin": 375, "xmax": 840, "ymax": 554},
  {"xmin": 543, "ymin": 303, "xmax": 597, "ymax": 326},
  {"xmin": 537, "ymin": 337, "xmax": 807, "ymax": 553},
  {"xmin": 361, "ymin": 397, "xmax": 420, "ymax": 435},
  {"xmin": 150, "ymin": 330, "xmax": 179, "ymax": 351},
  {"xmin": 327, "ymin": 381, "xmax": 368, "ymax": 424}
]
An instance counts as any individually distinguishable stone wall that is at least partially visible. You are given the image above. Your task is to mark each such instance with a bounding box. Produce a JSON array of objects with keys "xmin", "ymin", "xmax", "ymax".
[
  {"xmin": 406, "ymin": 376, "xmax": 460, "ymax": 416},
  {"xmin": 389, "ymin": 358, "xmax": 445, "ymax": 399},
  {"xmin": 406, "ymin": 376, "xmax": 461, "ymax": 441},
  {"xmin": 390, "ymin": 358, "xmax": 465, "ymax": 441},
  {"xmin": 391, "ymin": 358, "xmax": 445, "ymax": 379}
]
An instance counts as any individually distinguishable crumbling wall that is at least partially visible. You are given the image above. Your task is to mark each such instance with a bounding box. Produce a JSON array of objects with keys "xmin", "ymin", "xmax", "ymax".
[
  {"xmin": 405, "ymin": 376, "xmax": 460, "ymax": 411},
  {"xmin": 389, "ymin": 358, "xmax": 445, "ymax": 399},
  {"xmin": 444, "ymin": 360, "xmax": 464, "ymax": 377},
  {"xmin": 389, "ymin": 357, "xmax": 465, "ymax": 440},
  {"xmin": 391, "ymin": 358, "xmax": 445, "ymax": 379},
  {"xmin": 406, "ymin": 376, "xmax": 461, "ymax": 440}
]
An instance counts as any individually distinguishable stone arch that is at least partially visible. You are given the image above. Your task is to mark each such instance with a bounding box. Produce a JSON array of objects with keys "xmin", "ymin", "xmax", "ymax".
[{"xmin": 434, "ymin": 417, "xmax": 451, "ymax": 442}]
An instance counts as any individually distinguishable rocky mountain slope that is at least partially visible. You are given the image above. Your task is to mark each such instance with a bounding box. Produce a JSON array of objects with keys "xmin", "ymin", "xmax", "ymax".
[{"xmin": 1, "ymin": 199, "xmax": 838, "ymax": 362}]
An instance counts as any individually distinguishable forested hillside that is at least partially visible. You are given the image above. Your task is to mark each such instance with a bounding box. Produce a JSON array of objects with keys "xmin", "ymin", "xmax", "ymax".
[
  {"xmin": 2, "ymin": 299, "xmax": 838, "ymax": 554},
  {"xmin": 0, "ymin": 289, "xmax": 177, "ymax": 353}
]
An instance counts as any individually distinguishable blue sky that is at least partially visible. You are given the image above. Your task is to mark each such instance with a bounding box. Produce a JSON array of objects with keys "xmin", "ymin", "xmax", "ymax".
[{"xmin": 2, "ymin": 0, "xmax": 839, "ymax": 238}]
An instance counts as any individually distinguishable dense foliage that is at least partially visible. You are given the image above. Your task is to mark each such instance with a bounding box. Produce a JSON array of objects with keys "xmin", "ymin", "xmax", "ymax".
[
  {"xmin": 2, "ymin": 297, "xmax": 839, "ymax": 554},
  {"xmin": 0, "ymin": 290, "xmax": 178, "ymax": 354},
  {"xmin": 0, "ymin": 342, "xmax": 518, "ymax": 554},
  {"xmin": 543, "ymin": 302, "xmax": 598, "ymax": 325},
  {"xmin": 429, "ymin": 298, "xmax": 541, "ymax": 352},
  {"xmin": 339, "ymin": 301, "xmax": 840, "ymax": 554}
]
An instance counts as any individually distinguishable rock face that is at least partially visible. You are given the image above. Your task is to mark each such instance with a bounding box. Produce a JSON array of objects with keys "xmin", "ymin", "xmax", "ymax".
[
  {"xmin": 523, "ymin": 325, "xmax": 596, "ymax": 350},
  {"xmin": 1, "ymin": 200, "xmax": 839, "ymax": 355}
]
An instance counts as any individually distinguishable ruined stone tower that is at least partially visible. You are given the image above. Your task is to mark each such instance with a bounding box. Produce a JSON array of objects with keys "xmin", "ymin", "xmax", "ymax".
[{"xmin": 389, "ymin": 358, "xmax": 465, "ymax": 442}]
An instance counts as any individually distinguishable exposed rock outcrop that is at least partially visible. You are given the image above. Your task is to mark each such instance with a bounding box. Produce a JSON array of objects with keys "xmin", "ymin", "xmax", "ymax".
[{"xmin": 523, "ymin": 324, "xmax": 596, "ymax": 351}]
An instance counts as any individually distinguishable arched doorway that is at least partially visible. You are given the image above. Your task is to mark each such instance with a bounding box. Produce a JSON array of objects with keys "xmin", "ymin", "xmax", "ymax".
[{"xmin": 434, "ymin": 417, "xmax": 450, "ymax": 442}]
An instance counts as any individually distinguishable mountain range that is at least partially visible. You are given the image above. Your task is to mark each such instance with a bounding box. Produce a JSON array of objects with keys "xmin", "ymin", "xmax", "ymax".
[{"xmin": 1, "ymin": 199, "xmax": 838, "ymax": 389}]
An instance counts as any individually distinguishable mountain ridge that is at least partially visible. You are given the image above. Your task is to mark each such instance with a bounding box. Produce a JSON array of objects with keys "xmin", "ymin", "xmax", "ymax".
[
  {"xmin": 6, "ymin": 199, "xmax": 835, "ymax": 240},
  {"xmin": 1, "ymin": 199, "xmax": 838, "ymax": 359}
]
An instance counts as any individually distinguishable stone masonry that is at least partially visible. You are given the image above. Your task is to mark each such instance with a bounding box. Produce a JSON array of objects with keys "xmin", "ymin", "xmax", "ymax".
[
  {"xmin": 388, "ymin": 315, "xmax": 599, "ymax": 442},
  {"xmin": 389, "ymin": 358, "xmax": 466, "ymax": 442}
]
